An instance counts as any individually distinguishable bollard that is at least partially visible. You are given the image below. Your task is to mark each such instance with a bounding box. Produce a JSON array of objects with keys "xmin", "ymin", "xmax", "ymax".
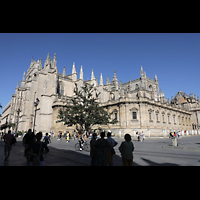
[{"xmin": 171, "ymin": 137, "xmax": 177, "ymax": 146}]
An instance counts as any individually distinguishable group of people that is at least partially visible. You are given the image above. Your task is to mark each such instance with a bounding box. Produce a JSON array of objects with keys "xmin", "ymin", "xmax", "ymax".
[
  {"xmin": 169, "ymin": 131, "xmax": 181, "ymax": 138},
  {"xmin": 136, "ymin": 131, "xmax": 145, "ymax": 142},
  {"xmin": 90, "ymin": 131, "xmax": 134, "ymax": 166},
  {"xmin": 23, "ymin": 129, "xmax": 49, "ymax": 166},
  {"xmin": 57, "ymin": 131, "xmax": 71, "ymax": 142},
  {"xmin": 2, "ymin": 129, "xmax": 49, "ymax": 165},
  {"xmin": 2, "ymin": 128, "xmax": 135, "ymax": 166}
]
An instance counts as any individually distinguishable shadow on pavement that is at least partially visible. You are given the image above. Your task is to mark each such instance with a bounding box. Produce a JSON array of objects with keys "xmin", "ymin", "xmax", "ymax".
[
  {"xmin": 44, "ymin": 146, "xmax": 91, "ymax": 166},
  {"xmin": 46, "ymin": 146, "xmax": 135, "ymax": 166},
  {"xmin": 141, "ymin": 157, "xmax": 180, "ymax": 166},
  {"xmin": 2, "ymin": 140, "xmax": 179, "ymax": 166}
]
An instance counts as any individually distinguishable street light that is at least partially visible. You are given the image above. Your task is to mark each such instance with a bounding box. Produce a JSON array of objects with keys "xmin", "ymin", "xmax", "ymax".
[
  {"xmin": 15, "ymin": 108, "xmax": 21, "ymax": 134},
  {"xmin": 33, "ymin": 98, "xmax": 40, "ymax": 133}
]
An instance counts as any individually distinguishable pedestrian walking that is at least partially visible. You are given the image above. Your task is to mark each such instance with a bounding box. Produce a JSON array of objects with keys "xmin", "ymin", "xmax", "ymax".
[
  {"xmin": 136, "ymin": 131, "xmax": 140, "ymax": 141},
  {"xmin": 95, "ymin": 132, "xmax": 111, "ymax": 166},
  {"xmin": 51, "ymin": 130, "xmax": 54, "ymax": 139},
  {"xmin": 66, "ymin": 131, "xmax": 70, "ymax": 143},
  {"xmin": 57, "ymin": 131, "xmax": 62, "ymax": 140},
  {"xmin": 141, "ymin": 131, "xmax": 145, "ymax": 142},
  {"xmin": 119, "ymin": 134, "xmax": 134, "ymax": 166},
  {"xmin": 3, "ymin": 130, "xmax": 16, "ymax": 161},
  {"xmin": 90, "ymin": 132, "xmax": 97, "ymax": 166},
  {"xmin": 23, "ymin": 129, "xmax": 35, "ymax": 162},
  {"xmin": 43, "ymin": 133, "xmax": 51, "ymax": 145},
  {"xmin": 73, "ymin": 130, "xmax": 76, "ymax": 140},
  {"xmin": 26, "ymin": 132, "xmax": 49, "ymax": 166},
  {"xmin": 107, "ymin": 132, "xmax": 118, "ymax": 166}
]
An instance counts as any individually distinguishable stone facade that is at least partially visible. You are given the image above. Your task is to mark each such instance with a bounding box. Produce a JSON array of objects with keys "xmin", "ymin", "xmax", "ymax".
[{"xmin": 1, "ymin": 53, "xmax": 200, "ymax": 137}]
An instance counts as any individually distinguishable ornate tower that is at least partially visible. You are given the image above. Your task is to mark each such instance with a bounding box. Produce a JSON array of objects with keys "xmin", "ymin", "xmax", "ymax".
[{"xmin": 112, "ymin": 70, "xmax": 118, "ymax": 90}]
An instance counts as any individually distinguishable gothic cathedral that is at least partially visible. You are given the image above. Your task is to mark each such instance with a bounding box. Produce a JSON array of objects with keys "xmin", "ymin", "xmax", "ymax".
[{"xmin": 1, "ymin": 53, "xmax": 200, "ymax": 137}]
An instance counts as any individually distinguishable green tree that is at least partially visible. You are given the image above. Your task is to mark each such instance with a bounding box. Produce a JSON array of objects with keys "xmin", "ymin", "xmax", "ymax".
[{"xmin": 57, "ymin": 84, "xmax": 117, "ymax": 134}]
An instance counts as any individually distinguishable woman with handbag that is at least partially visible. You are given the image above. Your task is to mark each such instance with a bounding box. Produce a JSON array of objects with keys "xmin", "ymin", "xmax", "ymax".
[{"xmin": 27, "ymin": 132, "xmax": 49, "ymax": 166}]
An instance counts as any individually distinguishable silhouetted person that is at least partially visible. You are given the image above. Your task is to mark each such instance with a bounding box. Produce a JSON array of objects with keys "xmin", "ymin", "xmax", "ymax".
[
  {"xmin": 27, "ymin": 132, "xmax": 49, "ymax": 166},
  {"xmin": 43, "ymin": 132, "xmax": 51, "ymax": 145},
  {"xmin": 23, "ymin": 129, "xmax": 35, "ymax": 163},
  {"xmin": 90, "ymin": 132, "xmax": 97, "ymax": 166},
  {"xmin": 95, "ymin": 132, "xmax": 111, "ymax": 166},
  {"xmin": 119, "ymin": 134, "xmax": 134, "ymax": 166},
  {"xmin": 107, "ymin": 132, "xmax": 118, "ymax": 166},
  {"xmin": 3, "ymin": 130, "xmax": 16, "ymax": 161}
]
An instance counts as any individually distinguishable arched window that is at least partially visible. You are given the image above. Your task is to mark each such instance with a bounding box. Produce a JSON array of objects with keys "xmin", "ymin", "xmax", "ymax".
[
  {"xmin": 149, "ymin": 85, "xmax": 153, "ymax": 92},
  {"xmin": 57, "ymin": 81, "xmax": 64, "ymax": 96},
  {"xmin": 162, "ymin": 111, "xmax": 165, "ymax": 123},
  {"xmin": 113, "ymin": 109, "xmax": 118, "ymax": 120},
  {"xmin": 155, "ymin": 110, "xmax": 159, "ymax": 122},
  {"xmin": 60, "ymin": 82, "xmax": 64, "ymax": 96},
  {"xmin": 148, "ymin": 108, "xmax": 154, "ymax": 121}
]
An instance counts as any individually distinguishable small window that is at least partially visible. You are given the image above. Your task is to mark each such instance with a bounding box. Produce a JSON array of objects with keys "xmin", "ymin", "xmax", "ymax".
[
  {"xmin": 149, "ymin": 112, "xmax": 152, "ymax": 120},
  {"xmin": 149, "ymin": 85, "xmax": 153, "ymax": 92},
  {"xmin": 156, "ymin": 113, "xmax": 159, "ymax": 121},
  {"xmin": 173, "ymin": 115, "xmax": 176, "ymax": 124},
  {"xmin": 168, "ymin": 115, "xmax": 170, "ymax": 123},
  {"xmin": 114, "ymin": 112, "xmax": 117, "ymax": 120},
  {"xmin": 132, "ymin": 112, "xmax": 137, "ymax": 119}
]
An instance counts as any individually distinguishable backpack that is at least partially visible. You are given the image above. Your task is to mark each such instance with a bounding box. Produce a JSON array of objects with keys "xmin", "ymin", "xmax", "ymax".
[
  {"xmin": 44, "ymin": 136, "xmax": 49, "ymax": 144},
  {"xmin": 11, "ymin": 136, "xmax": 16, "ymax": 145}
]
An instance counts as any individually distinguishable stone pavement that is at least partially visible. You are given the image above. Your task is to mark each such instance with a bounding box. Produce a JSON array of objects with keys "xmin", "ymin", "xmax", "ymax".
[{"xmin": 1, "ymin": 135, "xmax": 200, "ymax": 166}]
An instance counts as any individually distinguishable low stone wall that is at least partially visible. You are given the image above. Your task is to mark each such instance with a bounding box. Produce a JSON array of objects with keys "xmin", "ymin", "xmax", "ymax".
[{"xmin": 109, "ymin": 128, "xmax": 199, "ymax": 138}]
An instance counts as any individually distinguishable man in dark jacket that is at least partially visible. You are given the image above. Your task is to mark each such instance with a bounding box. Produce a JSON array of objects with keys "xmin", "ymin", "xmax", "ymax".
[{"xmin": 4, "ymin": 130, "xmax": 15, "ymax": 161}]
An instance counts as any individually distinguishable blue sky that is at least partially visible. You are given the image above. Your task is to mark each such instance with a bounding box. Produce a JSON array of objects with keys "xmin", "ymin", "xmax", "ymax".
[{"xmin": 1, "ymin": 33, "xmax": 200, "ymax": 114}]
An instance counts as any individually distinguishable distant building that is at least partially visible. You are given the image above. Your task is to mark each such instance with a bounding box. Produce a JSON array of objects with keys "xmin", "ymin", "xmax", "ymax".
[{"xmin": 1, "ymin": 53, "xmax": 200, "ymax": 137}]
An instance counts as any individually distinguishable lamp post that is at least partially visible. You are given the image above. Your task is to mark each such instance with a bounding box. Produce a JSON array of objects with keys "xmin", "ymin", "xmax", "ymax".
[
  {"xmin": 33, "ymin": 98, "xmax": 40, "ymax": 134},
  {"xmin": 4, "ymin": 115, "xmax": 8, "ymax": 134},
  {"xmin": 15, "ymin": 108, "xmax": 21, "ymax": 134}
]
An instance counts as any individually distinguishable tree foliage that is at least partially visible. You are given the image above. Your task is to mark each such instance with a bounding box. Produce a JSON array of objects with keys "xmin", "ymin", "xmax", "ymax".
[{"xmin": 57, "ymin": 84, "xmax": 117, "ymax": 134}]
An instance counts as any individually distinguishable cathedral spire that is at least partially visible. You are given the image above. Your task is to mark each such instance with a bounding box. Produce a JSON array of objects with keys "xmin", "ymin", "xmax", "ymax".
[
  {"xmin": 53, "ymin": 53, "xmax": 57, "ymax": 68},
  {"xmin": 91, "ymin": 69, "xmax": 95, "ymax": 80},
  {"xmin": 23, "ymin": 71, "xmax": 25, "ymax": 81},
  {"xmin": 44, "ymin": 53, "xmax": 50, "ymax": 67},
  {"xmin": 63, "ymin": 66, "xmax": 66, "ymax": 77},
  {"xmin": 72, "ymin": 62, "xmax": 76, "ymax": 74},
  {"xmin": 112, "ymin": 70, "xmax": 118, "ymax": 83},
  {"xmin": 112, "ymin": 70, "xmax": 118, "ymax": 90},
  {"xmin": 53, "ymin": 53, "xmax": 56, "ymax": 61},
  {"xmin": 140, "ymin": 66, "xmax": 144, "ymax": 77},
  {"xmin": 17, "ymin": 80, "xmax": 19, "ymax": 88},
  {"xmin": 100, "ymin": 73, "xmax": 103, "ymax": 85},
  {"xmin": 106, "ymin": 76, "xmax": 111, "ymax": 84},
  {"xmin": 47, "ymin": 52, "xmax": 50, "ymax": 60},
  {"xmin": 80, "ymin": 66, "xmax": 83, "ymax": 79},
  {"xmin": 155, "ymin": 74, "xmax": 158, "ymax": 82}
]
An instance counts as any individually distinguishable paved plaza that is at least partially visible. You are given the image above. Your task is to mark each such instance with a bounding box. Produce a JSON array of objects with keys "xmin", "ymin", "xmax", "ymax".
[{"xmin": 1, "ymin": 135, "xmax": 200, "ymax": 166}]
